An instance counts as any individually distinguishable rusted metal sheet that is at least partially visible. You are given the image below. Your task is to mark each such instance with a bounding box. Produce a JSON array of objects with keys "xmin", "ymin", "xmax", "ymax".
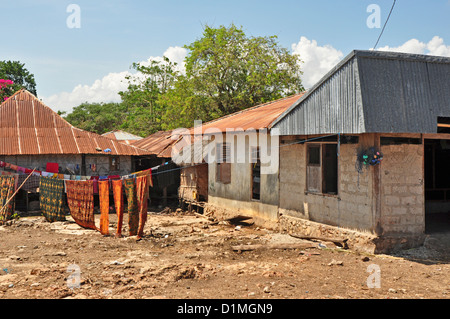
[
  {"xmin": 132, "ymin": 130, "xmax": 177, "ymax": 158},
  {"xmin": 102, "ymin": 130, "xmax": 143, "ymax": 145},
  {"xmin": 198, "ymin": 94, "xmax": 304, "ymax": 134},
  {"xmin": 0, "ymin": 89, "xmax": 151, "ymax": 156}
]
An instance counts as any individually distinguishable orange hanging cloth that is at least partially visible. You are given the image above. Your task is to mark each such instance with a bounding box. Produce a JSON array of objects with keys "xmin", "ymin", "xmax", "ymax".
[
  {"xmin": 136, "ymin": 175, "xmax": 149, "ymax": 239},
  {"xmin": 98, "ymin": 180, "xmax": 110, "ymax": 235},
  {"xmin": 112, "ymin": 179, "xmax": 124, "ymax": 237},
  {"xmin": 65, "ymin": 180, "xmax": 97, "ymax": 231}
]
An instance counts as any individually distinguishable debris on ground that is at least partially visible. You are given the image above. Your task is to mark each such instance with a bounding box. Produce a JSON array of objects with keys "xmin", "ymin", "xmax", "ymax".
[{"xmin": 0, "ymin": 209, "xmax": 448, "ymax": 299}]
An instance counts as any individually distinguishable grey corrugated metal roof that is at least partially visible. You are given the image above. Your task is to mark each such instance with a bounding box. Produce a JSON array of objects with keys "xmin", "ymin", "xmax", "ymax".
[{"xmin": 271, "ymin": 50, "xmax": 450, "ymax": 135}]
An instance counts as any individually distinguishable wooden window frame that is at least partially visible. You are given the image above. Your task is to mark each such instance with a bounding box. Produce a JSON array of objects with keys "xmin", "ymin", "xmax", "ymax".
[
  {"xmin": 216, "ymin": 142, "xmax": 231, "ymax": 184},
  {"xmin": 251, "ymin": 146, "xmax": 261, "ymax": 201},
  {"xmin": 306, "ymin": 143, "xmax": 339, "ymax": 196},
  {"xmin": 109, "ymin": 156, "xmax": 120, "ymax": 172}
]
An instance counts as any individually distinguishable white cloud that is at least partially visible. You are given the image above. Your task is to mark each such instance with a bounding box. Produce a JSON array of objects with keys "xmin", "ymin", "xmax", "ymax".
[
  {"xmin": 43, "ymin": 36, "xmax": 450, "ymax": 114},
  {"xmin": 293, "ymin": 36, "xmax": 450, "ymax": 90},
  {"xmin": 376, "ymin": 36, "xmax": 450, "ymax": 57},
  {"xmin": 139, "ymin": 46, "xmax": 188, "ymax": 74},
  {"xmin": 41, "ymin": 46, "xmax": 187, "ymax": 114},
  {"xmin": 42, "ymin": 71, "xmax": 130, "ymax": 113},
  {"xmin": 291, "ymin": 36, "xmax": 344, "ymax": 89}
]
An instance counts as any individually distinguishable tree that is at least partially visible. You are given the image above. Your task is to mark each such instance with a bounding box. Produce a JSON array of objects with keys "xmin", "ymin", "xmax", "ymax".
[
  {"xmin": 0, "ymin": 79, "xmax": 15, "ymax": 102},
  {"xmin": 119, "ymin": 56, "xmax": 180, "ymax": 135},
  {"xmin": 63, "ymin": 102, "xmax": 126, "ymax": 135},
  {"xmin": 159, "ymin": 75, "xmax": 211, "ymax": 130},
  {"xmin": 64, "ymin": 25, "xmax": 304, "ymax": 136},
  {"xmin": 0, "ymin": 60, "xmax": 37, "ymax": 96},
  {"xmin": 182, "ymin": 24, "xmax": 304, "ymax": 118}
]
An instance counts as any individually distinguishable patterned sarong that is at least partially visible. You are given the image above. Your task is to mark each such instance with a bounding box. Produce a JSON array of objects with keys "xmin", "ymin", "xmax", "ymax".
[
  {"xmin": 133, "ymin": 168, "xmax": 153, "ymax": 187},
  {"xmin": 39, "ymin": 176, "xmax": 65, "ymax": 222},
  {"xmin": 112, "ymin": 179, "xmax": 124, "ymax": 237},
  {"xmin": 99, "ymin": 180, "xmax": 110, "ymax": 235},
  {"xmin": 136, "ymin": 175, "xmax": 149, "ymax": 239},
  {"xmin": 124, "ymin": 178, "xmax": 138, "ymax": 236},
  {"xmin": 0, "ymin": 176, "xmax": 16, "ymax": 224},
  {"xmin": 65, "ymin": 180, "xmax": 97, "ymax": 230}
]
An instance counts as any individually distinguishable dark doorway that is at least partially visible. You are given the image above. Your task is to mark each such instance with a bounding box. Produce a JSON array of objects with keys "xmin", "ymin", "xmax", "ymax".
[
  {"xmin": 322, "ymin": 144, "xmax": 338, "ymax": 195},
  {"xmin": 424, "ymin": 139, "xmax": 450, "ymax": 233}
]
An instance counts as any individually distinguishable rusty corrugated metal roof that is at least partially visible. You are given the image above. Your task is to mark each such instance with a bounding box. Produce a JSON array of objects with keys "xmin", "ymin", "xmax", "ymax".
[
  {"xmin": 102, "ymin": 130, "xmax": 143, "ymax": 145},
  {"xmin": 169, "ymin": 94, "xmax": 305, "ymax": 161},
  {"xmin": 196, "ymin": 94, "xmax": 305, "ymax": 134},
  {"xmin": 0, "ymin": 89, "xmax": 152, "ymax": 156},
  {"xmin": 131, "ymin": 130, "xmax": 176, "ymax": 158},
  {"xmin": 124, "ymin": 94, "xmax": 305, "ymax": 158}
]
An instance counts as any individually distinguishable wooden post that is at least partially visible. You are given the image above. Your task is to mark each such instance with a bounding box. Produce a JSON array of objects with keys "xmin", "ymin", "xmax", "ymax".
[
  {"xmin": 372, "ymin": 133, "xmax": 382, "ymax": 235},
  {"xmin": 81, "ymin": 154, "xmax": 86, "ymax": 176},
  {"xmin": 162, "ymin": 158, "xmax": 167, "ymax": 207}
]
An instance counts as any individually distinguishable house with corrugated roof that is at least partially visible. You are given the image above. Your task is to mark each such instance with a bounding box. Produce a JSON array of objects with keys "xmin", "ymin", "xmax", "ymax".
[
  {"xmin": 173, "ymin": 50, "xmax": 450, "ymax": 254},
  {"xmin": 0, "ymin": 89, "xmax": 152, "ymax": 179},
  {"xmin": 131, "ymin": 130, "xmax": 180, "ymax": 206},
  {"xmin": 172, "ymin": 93, "xmax": 305, "ymax": 224},
  {"xmin": 270, "ymin": 50, "xmax": 450, "ymax": 253}
]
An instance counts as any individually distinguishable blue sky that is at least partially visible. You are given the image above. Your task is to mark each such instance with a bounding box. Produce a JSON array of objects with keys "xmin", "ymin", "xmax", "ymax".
[{"xmin": 1, "ymin": 0, "xmax": 449, "ymax": 112}]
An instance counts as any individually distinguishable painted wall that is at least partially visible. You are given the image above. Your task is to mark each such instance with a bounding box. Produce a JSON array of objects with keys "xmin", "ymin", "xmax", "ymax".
[{"xmin": 207, "ymin": 133, "xmax": 280, "ymax": 221}]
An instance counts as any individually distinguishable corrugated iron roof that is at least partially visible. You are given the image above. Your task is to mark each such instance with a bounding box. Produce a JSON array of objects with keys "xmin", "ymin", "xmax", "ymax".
[
  {"xmin": 132, "ymin": 94, "xmax": 305, "ymax": 158},
  {"xmin": 102, "ymin": 130, "xmax": 143, "ymax": 144},
  {"xmin": 196, "ymin": 94, "xmax": 305, "ymax": 134},
  {"xmin": 271, "ymin": 50, "xmax": 450, "ymax": 135},
  {"xmin": 0, "ymin": 89, "xmax": 152, "ymax": 156},
  {"xmin": 131, "ymin": 130, "xmax": 176, "ymax": 158}
]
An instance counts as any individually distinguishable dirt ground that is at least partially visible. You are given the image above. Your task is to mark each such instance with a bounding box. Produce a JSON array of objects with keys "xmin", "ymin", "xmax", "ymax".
[{"xmin": 0, "ymin": 206, "xmax": 449, "ymax": 300}]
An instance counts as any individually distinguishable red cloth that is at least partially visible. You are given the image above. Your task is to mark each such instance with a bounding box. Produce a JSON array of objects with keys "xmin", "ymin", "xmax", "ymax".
[
  {"xmin": 99, "ymin": 180, "xmax": 110, "ymax": 236},
  {"xmin": 46, "ymin": 162, "xmax": 59, "ymax": 173},
  {"xmin": 136, "ymin": 175, "xmax": 149, "ymax": 239}
]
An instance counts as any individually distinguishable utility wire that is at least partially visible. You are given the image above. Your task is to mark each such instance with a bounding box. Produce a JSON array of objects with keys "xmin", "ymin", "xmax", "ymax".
[{"xmin": 373, "ymin": 0, "xmax": 397, "ymax": 50}]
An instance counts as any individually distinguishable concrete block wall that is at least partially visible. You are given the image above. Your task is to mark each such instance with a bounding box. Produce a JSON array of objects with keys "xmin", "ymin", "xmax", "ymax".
[
  {"xmin": 85, "ymin": 155, "xmax": 132, "ymax": 177},
  {"xmin": 2, "ymin": 154, "xmax": 132, "ymax": 177},
  {"xmin": 379, "ymin": 143, "xmax": 425, "ymax": 235},
  {"xmin": 279, "ymin": 139, "xmax": 374, "ymax": 232},
  {"xmin": 4, "ymin": 155, "xmax": 82, "ymax": 174},
  {"xmin": 337, "ymin": 143, "xmax": 373, "ymax": 230}
]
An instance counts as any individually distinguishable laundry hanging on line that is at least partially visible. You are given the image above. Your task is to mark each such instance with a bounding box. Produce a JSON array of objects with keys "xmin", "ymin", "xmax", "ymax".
[{"xmin": 0, "ymin": 159, "xmax": 175, "ymax": 186}]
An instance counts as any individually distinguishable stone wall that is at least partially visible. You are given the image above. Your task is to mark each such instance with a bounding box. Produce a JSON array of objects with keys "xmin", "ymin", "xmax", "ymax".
[{"xmin": 278, "ymin": 215, "xmax": 378, "ymax": 254}]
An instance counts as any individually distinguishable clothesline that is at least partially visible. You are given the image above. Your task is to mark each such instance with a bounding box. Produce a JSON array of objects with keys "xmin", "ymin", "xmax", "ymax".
[{"xmin": 0, "ymin": 159, "xmax": 174, "ymax": 182}]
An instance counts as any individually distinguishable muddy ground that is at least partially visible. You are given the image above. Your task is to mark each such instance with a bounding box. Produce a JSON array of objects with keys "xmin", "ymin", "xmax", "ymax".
[{"xmin": 0, "ymin": 207, "xmax": 449, "ymax": 300}]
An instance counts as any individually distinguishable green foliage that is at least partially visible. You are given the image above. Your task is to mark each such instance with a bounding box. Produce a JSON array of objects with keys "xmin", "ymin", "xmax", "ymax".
[
  {"xmin": 63, "ymin": 102, "xmax": 126, "ymax": 135},
  {"xmin": 119, "ymin": 56, "xmax": 180, "ymax": 135},
  {"xmin": 0, "ymin": 60, "xmax": 37, "ymax": 96},
  {"xmin": 182, "ymin": 24, "xmax": 304, "ymax": 117},
  {"xmin": 64, "ymin": 24, "xmax": 304, "ymax": 137}
]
